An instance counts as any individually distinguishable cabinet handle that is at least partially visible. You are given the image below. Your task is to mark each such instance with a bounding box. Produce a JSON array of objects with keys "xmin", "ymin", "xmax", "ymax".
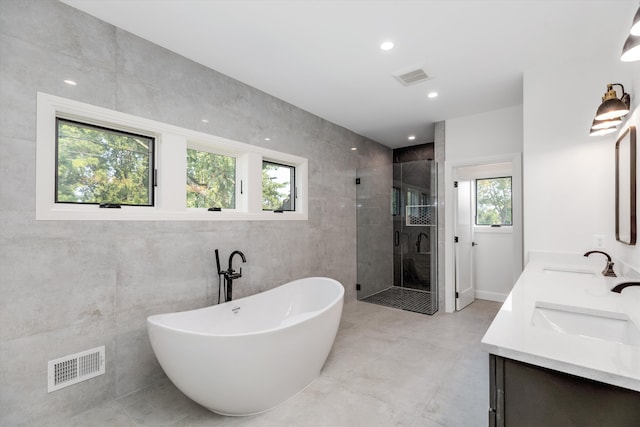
[{"xmin": 395, "ymin": 231, "xmax": 400, "ymax": 246}]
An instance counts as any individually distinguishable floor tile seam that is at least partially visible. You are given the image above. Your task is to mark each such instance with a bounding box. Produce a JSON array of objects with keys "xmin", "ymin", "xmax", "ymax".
[
  {"xmin": 329, "ymin": 379, "xmax": 409, "ymax": 416},
  {"xmin": 395, "ymin": 336, "xmax": 469, "ymax": 358},
  {"xmin": 120, "ymin": 396, "xmax": 193, "ymax": 427},
  {"xmin": 415, "ymin": 411, "xmax": 451, "ymax": 427}
]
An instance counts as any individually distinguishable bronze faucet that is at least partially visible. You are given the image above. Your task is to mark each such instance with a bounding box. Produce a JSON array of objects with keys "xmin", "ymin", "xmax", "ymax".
[
  {"xmin": 583, "ymin": 250, "xmax": 617, "ymax": 277},
  {"xmin": 611, "ymin": 282, "xmax": 640, "ymax": 293}
]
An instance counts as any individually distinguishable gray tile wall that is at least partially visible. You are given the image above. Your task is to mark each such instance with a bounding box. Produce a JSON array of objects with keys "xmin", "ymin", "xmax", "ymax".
[
  {"xmin": 0, "ymin": 1, "xmax": 391, "ymax": 424},
  {"xmin": 434, "ymin": 121, "xmax": 445, "ymax": 311}
]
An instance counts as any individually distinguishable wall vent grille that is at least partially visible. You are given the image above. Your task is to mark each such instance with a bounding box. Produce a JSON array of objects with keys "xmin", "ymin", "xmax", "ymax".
[{"xmin": 48, "ymin": 346, "xmax": 105, "ymax": 392}]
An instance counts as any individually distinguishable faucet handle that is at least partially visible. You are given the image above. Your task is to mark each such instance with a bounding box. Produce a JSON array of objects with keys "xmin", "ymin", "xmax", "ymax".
[{"xmin": 602, "ymin": 261, "xmax": 617, "ymax": 277}]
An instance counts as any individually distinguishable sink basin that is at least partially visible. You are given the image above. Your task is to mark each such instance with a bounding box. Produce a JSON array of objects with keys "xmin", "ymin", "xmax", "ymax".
[
  {"xmin": 532, "ymin": 302, "xmax": 640, "ymax": 346},
  {"xmin": 542, "ymin": 266, "xmax": 597, "ymax": 278}
]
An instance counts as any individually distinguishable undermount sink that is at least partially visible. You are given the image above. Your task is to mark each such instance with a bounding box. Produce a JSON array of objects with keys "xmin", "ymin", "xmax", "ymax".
[
  {"xmin": 532, "ymin": 302, "xmax": 640, "ymax": 346},
  {"xmin": 542, "ymin": 266, "xmax": 597, "ymax": 278}
]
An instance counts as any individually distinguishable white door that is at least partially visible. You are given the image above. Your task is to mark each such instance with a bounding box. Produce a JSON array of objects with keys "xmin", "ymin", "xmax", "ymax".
[{"xmin": 455, "ymin": 179, "xmax": 475, "ymax": 310}]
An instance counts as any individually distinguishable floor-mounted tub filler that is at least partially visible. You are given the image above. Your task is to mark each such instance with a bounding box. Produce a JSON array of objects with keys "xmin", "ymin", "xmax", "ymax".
[{"xmin": 147, "ymin": 277, "xmax": 344, "ymax": 416}]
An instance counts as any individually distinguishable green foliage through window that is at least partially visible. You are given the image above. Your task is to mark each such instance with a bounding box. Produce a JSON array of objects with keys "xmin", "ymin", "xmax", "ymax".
[
  {"xmin": 476, "ymin": 177, "xmax": 512, "ymax": 226},
  {"xmin": 56, "ymin": 118, "xmax": 154, "ymax": 206},
  {"xmin": 262, "ymin": 161, "xmax": 295, "ymax": 211},
  {"xmin": 186, "ymin": 149, "xmax": 236, "ymax": 209}
]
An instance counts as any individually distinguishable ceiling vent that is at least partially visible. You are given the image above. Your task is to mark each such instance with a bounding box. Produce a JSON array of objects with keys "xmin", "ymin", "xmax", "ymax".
[{"xmin": 393, "ymin": 67, "xmax": 430, "ymax": 86}]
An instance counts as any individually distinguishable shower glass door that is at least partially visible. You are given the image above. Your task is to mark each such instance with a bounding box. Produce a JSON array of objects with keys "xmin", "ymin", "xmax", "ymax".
[
  {"xmin": 357, "ymin": 160, "xmax": 438, "ymax": 315},
  {"xmin": 393, "ymin": 161, "xmax": 438, "ymax": 314}
]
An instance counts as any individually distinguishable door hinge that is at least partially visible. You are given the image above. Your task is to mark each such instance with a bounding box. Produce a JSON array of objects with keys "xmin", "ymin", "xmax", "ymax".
[
  {"xmin": 355, "ymin": 178, "xmax": 361, "ymax": 185},
  {"xmin": 454, "ymin": 181, "xmax": 458, "ymax": 188},
  {"xmin": 356, "ymin": 284, "xmax": 361, "ymax": 291},
  {"xmin": 455, "ymin": 292, "xmax": 459, "ymax": 298},
  {"xmin": 454, "ymin": 236, "xmax": 459, "ymax": 243}
]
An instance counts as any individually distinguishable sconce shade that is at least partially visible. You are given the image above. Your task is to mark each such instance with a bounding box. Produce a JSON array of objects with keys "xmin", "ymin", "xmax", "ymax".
[
  {"xmin": 589, "ymin": 126, "xmax": 617, "ymax": 137},
  {"xmin": 631, "ymin": 6, "xmax": 640, "ymax": 36},
  {"xmin": 591, "ymin": 117, "xmax": 622, "ymax": 130},
  {"xmin": 621, "ymin": 34, "xmax": 640, "ymax": 62},
  {"xmin": 595, "ymin": 98, "xmax": 630, "ymax": 120}
]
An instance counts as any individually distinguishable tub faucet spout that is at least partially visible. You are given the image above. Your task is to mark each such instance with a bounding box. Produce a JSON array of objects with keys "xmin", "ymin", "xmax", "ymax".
[
  {"xmin": 583, "ymin": 250, "xmax": 617, "ymax": 277},
  {"xmin": 228, "ymin": 250, "xmax": 247, "ymax": 276},
  {"xmin": 224, "ymin": 250, "xmax": 247, "ymax": 301}
]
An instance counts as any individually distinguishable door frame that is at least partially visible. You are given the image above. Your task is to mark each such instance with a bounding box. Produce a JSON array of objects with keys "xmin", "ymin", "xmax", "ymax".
[{"xmin": 444, "ymin": 153, "xmax": 523, "ymax": 313}]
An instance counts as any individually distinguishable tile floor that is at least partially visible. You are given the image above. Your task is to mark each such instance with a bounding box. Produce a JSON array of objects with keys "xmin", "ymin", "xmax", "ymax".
[{"xmin": 61, "ymin": 299, "xmax": 501, "ymax": 427}]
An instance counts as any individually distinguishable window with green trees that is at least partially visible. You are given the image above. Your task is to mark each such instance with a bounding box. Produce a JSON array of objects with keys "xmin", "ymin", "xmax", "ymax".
[
  {"xmin": 56, "ymin": 118, "xmax": 154, "ymax": 206},
  {"xmin": 262, "ymin": 161, "xmax": 295, "ymax": 211},
  {"xmin": 476, "ymin": 176, "xmax": 512, "ymax": 226},
  {"xmin": 186, "ymin": 148, "xmax": 236, "ymax": 209},
  {"xmin": 39, "ymin": 93, "xmax": 308, "ymax": 220}
]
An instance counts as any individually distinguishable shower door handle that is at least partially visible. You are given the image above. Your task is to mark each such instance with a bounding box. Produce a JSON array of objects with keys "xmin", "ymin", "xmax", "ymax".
[{"xmin": 395, "ymin": 231, "xmax": 400, "ymax": 246}]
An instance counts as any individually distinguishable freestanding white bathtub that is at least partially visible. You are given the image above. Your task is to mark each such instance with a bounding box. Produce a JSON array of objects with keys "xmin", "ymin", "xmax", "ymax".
[{"xmin": 147, "ymin": 277, "xmax": 344, "ymax": 416}]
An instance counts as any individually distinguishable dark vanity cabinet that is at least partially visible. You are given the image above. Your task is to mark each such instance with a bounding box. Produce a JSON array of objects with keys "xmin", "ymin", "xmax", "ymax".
[{"xmin": 489, "ymin": 355, "xmax": 640, "ymax": 427}]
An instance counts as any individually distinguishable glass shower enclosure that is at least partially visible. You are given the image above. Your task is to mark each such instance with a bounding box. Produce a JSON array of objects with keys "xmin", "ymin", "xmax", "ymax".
[{"xmin": 356, "ymin": 160, "xmax": 438, "ymax": 315}]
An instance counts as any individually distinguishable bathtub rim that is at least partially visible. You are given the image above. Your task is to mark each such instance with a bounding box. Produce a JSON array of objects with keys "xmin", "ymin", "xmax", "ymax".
[{"xmin": 147, "ymin": 276, "xmax": 344, "ymax": 338}]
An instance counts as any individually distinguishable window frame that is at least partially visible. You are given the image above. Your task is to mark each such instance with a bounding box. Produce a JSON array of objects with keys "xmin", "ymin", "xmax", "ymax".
[
  {"xmin": 185, "ymin": 145, "xmax": 238, "ymax": 211},
  {"xmin": 474, "ymin": 175, "xmax": 513, "ymax": 227},
  {"xmin": 55, "ymin": 117, "xmax": 156, "ymax": 207},
  {"xmin": 36, "ymin": 92, "xmax": 308, "ymax": 221},
  {"xmin": 262, "ymin": 160, "xmax": 296, "ymax": 212}
]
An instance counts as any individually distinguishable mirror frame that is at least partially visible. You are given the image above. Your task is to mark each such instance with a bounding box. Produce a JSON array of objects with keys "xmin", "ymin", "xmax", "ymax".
[{"xmin": 615, "ymin": 125, "xmax": 637, "ymax": 245}]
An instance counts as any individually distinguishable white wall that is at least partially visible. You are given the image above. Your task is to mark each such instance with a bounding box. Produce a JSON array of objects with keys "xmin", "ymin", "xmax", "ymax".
[
  {"xmin": 523, "ymin": 56, "xmax": 640, "ymax": 272},
  {"xmin": 446, "ymin": 105, "xmax": 524, "ymax": 161},
  {"xmin": 444, "ymin": 105, "xmax": 524, "ymax": 311}
]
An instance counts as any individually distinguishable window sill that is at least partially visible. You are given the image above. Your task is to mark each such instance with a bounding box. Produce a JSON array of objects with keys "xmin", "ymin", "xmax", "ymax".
[
  {"xmin": 473, "ymin": 226, "xmax": 513, "ymax": 234},
  {"xmin": 36, "ymin": 206, "xmax": 308, "ymax": 221}
]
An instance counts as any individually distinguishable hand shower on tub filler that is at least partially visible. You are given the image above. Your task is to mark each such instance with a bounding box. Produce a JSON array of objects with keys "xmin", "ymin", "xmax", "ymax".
[{"xmin": 215, "ymin": 249, "xmax": 247, "ymax": 303}]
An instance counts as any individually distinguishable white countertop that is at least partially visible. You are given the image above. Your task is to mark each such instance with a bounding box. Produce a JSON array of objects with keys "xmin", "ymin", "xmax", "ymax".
[{"xmin": 481, "ymin": 252, "xmax": 640, "ymax": 392}]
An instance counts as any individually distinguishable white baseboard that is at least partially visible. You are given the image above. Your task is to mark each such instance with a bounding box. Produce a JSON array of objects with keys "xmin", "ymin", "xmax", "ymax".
[{"xmin": 474, "ymin": 290, "xmax": 507, "ymax": 303}]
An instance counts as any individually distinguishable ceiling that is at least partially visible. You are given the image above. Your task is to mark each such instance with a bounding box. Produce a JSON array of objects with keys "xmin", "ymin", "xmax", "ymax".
[{"xmin": 61, "ymin": 0, "xmax": 638, "ymax": 148}]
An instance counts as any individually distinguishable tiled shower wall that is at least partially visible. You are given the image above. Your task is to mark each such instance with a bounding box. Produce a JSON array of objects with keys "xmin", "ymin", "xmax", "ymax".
[{"xmin": 0, "ymin": 1, "xmax": 391, "ymax": 424}]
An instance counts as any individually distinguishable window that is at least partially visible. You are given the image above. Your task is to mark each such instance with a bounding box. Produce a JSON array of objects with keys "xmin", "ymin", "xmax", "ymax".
[
  {"xmin": 36, "ymin": 92, "xmax": 308, "ymax": 221},
  {"xmin": 186, "ymin": 148, "xmax": 236, "ymax": 209},
  {"xmin": 476, "ymin": 176, "xmax": 512, "ymax": 226},
  {"xmin": 56, "ymin": 118, "xmax": 154, "ymax": 206},
  {"xmin": 262, "ymin": 161, "xmax": 295, "ymax": 211}
]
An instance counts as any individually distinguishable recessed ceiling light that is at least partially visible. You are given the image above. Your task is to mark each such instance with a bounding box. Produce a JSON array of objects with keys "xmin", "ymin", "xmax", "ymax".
[
  {"xmin": 427, "ymin": 91, "xmax": 438, "ymax": 98},
  {"xmin": 380, "ymin": 41, "xmax": 394, "ymax": 51},
  {"xmin": 408, "ymin": 135, "xmax": 416, "ymax": 141},
  {"xmin": 64, "ymin": 79, "xmax": 77, "ymax": 86},
  {"xmin": 201, "ymin": 119, "xmax": 209, "ymax": 123},
  {"xmin": 351, "ymin": 147, "xmax": 358, "ymax": 151},
  {"xmin": 264, "ymin": 137, "xmax": 271, "ymax": 141}
]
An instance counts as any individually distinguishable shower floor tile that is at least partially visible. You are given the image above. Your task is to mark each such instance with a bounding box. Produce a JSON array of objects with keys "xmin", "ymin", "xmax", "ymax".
[{"xmin": 360, "ymin": 286, "xmax": 434, "ymax": 314}]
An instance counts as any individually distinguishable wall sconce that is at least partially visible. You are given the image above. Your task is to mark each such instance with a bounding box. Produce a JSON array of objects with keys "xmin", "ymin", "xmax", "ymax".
[
  {"xmin": 621, "ymin": 6, "xmax": 640, "ymax": 62},
  {"xmin": 590, "ymin": 118, "xmax": 622, "ymax": 136},
  {"xmin": 590, "ymin": 126, "xmax": 618, "ymax": 137},
  {"xmin": 590, "ymin": 83, "xmax": 631, "ymax": 136},
  {"xmin": 590, "ymin": 117, "xmax": 620, "ymax": 136},
  {"xmin": 591, "ymin": 117, "xmax": 623, "ymax": 130},
  {"xmin": 595, "ymin": 84, "xmax": 631, "ymax": 120}
]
